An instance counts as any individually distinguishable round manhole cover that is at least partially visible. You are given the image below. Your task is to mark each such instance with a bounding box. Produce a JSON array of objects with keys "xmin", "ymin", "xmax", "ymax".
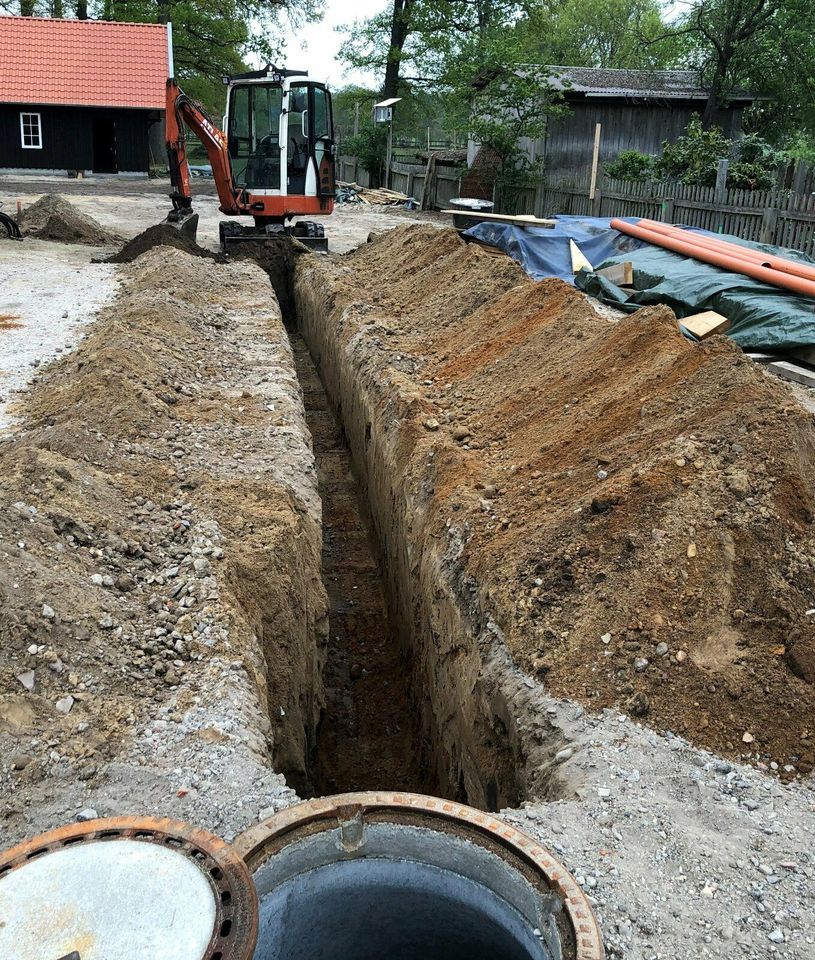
[{"xmin": 0, "ymin": 816, "xmax": 257, "ymax": 960}]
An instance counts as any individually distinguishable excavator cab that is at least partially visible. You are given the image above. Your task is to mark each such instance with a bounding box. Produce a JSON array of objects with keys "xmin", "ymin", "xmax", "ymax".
[{"xmin": 164, "ymin": 65, "xmax": 335, "ymax": 251}]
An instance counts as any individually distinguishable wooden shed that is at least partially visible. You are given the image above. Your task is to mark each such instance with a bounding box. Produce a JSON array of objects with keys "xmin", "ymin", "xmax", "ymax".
[
  {"xmin": 467, "ymin": 66, "xmax": 761, "ymax": 190},
  {"xmin": 0, "ymin": 16, "xmax": 168, "ymax": 176}
]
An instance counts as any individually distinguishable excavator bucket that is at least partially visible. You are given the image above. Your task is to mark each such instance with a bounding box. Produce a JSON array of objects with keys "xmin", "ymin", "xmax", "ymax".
[{"xmin": 161, "ymin": 211, "xmax": 199, "ymax": 245}]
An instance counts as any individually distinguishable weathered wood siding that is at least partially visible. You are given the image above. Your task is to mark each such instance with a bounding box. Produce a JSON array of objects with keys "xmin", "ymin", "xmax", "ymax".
[{"xmin": 535, "ymin": 99, "xmax": 743, "ymax": 183}]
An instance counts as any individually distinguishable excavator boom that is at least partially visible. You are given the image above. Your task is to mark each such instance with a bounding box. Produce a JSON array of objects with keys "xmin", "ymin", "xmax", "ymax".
[{"xmin": 165, "ymin": 79, "xmax": 241, "ymax": 222}]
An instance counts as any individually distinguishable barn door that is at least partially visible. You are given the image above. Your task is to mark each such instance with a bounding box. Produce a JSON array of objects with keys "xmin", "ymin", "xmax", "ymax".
[{"xmin": 92, "ymin": 118, "xmax": 118, "ymax": 173}]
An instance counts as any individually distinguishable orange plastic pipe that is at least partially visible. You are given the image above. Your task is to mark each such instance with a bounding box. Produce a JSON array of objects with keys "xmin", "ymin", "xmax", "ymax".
[
  {"xmin": 611, "ymin": 219, "xmax": 815, "ymax": 298},
  {"xmin": 638, "ymin": 219, "xmax": 815, "ymax": 283}
]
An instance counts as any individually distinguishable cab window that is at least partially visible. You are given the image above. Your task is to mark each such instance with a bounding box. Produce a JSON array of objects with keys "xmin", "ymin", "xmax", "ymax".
[{"xmin": 228, "ymin": 84, "xmax": 283, "ymax": 189}]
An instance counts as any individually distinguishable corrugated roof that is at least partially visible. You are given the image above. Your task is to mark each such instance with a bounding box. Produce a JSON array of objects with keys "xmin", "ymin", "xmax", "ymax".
[
  {"xmin": 473, "ymin": 65, "xmax": 760, "ymax": 103},
  {"xmin": 546, "ymin": 66, "xmax": 756, "ymax": 102},
  {"xmin": 0, "ymin": 16, "xmax": 168, "ymax": 110}
]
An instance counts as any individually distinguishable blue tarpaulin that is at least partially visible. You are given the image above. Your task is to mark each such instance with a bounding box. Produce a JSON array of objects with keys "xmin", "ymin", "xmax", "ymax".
[
  {"xmin": 463, "ymin": 216, "xmax": 648, "ymax": 284},
  {"xmin": 464, "ymin": 216, "xmax": 815, "ymax": 350}
]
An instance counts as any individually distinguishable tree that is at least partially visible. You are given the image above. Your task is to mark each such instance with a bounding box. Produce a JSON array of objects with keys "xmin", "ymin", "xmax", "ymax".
[
  {"xmin": 663, "ymin": 0, "xmax": 815, "ymax": 139},
  {"xmin": 520, "ymin": 0, "xmax": 681, "ymax": 70},
  {"xmin": 384, "ymin": 0, "xmax": 415, "ymax": 98},
  {"xmin": 340, "ymin": 0, "xmax": 530, "ymax": 96},
  {"xmin": 96, "ymin": 0, "xmax": 322, "ymax": 114}
]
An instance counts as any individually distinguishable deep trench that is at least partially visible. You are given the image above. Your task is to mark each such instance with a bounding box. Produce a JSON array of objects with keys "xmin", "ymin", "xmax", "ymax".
[
  {"xmin": 248, "ymin": 242, "xmax": 529, "ymax": 812},
  {"xmin": 290, "ymin": 331, "xmax": 441, "ymax": 798}
]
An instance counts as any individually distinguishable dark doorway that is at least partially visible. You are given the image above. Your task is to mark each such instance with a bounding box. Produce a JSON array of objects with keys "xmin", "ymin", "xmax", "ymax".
[{"xmin": 92, "ymin": 118, "xmax": 118, "ymax": 173}]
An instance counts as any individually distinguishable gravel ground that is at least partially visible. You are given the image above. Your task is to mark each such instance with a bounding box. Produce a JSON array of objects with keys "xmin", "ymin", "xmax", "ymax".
[
  {"xmin": 0, "ymin": 241, "xmax": 117, "ymax": 431},
  {"xmin": 510, "ymin": 696, "xmax": 815, "ymax": 959}
]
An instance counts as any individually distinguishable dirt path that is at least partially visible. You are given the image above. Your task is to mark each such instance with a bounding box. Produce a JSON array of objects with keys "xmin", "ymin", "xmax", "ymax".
[{"xmin": 290, "ymin": 332, "xmax": 429, "ymax": 796}]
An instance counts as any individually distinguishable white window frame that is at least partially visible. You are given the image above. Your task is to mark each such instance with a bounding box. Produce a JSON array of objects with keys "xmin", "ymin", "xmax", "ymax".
[{"xmin": 20, "ymin": 112, "xmax": 42, "ymax": 150}]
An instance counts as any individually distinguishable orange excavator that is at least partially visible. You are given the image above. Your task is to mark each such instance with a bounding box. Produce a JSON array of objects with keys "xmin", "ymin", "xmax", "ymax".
[{"xmin": 164, "ymin": 64, "xmax": 335, "ymax": 251}]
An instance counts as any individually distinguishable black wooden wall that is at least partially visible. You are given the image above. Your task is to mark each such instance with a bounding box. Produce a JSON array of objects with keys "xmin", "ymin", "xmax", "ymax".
[{"xmin": 0, "ymin": 103, "xmax": 157, "ymax": 172}]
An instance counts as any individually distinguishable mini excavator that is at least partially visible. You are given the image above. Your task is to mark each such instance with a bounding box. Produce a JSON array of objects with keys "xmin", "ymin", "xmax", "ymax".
[{"xmin": 164, "ymin": 65, "xmax": 335, "ymax": 251}]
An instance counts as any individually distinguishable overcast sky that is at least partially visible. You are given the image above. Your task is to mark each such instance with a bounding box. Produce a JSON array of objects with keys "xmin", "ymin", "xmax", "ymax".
[{"xmin": 277, "ymin": 0, "xmax": 387, "ymax": 89}]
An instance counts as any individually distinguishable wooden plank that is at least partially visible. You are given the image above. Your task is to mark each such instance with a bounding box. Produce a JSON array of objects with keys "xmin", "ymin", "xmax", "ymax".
[
  {"xmin": 441, "ymin": 210, "xmax": 556, "ymax": 227},
  {"xmin": 596, "ymin": 261, "xmax": 633, "ymax": 285},
  {"xmin": 679, "ymin": 310, "xmax": 731, "ymax": 340},
  {"xmin": 589, "ymin": 122, "xmax": 602, "ymax": 202},
  {"xmin": 767, "ymin": 360, "xmax": 815, "ymax": 388},
  {"xmin": 570, "ymin": 240, "xmax": 593, "ymax": 273}
]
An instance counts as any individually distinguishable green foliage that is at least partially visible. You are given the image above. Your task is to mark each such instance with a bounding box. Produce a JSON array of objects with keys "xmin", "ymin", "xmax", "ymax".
[
  {"xmin": 783, "ymin": 133, "xmax": 815, "ymax": 165},
  {"xmin": 518, "ymin": 0, "xmax": 682, "ymax": 69},
  {"xmin": 344, "ymin": 121, "xmax": 388, "ymax": 183},
  {"xmin": 658, "ymin": 116, "xmax": 730, "ymax": 185},
  {"xmin": 605, "ymin": 150, "xmax": 658, "ymax": 181},
  {"xmin": 676, "ymin": 0, "xmax": 815, "ymax": 143},
  {"xmin": 606, "ymin": 117, "xmax": 784, "ymax": 190}
]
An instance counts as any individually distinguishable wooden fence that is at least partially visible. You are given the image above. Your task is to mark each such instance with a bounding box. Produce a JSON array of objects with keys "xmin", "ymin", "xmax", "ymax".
[
  {"xmin": 338, "ymin": 154, "xmax": 815, "ymax": 257},
  {"xmin": 338, "ymin": 155, "xmax": 463, "ymax": 209},
  {"xmin": 527, "ymin": 174, "xmax": 815, "ymax": 256}
]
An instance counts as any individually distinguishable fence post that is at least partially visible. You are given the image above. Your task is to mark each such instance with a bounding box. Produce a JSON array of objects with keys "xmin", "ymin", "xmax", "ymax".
[
  {"xmin": 714, "ymin": 159, "xmax": 728, "ymax": 232},
  {"xmin": 591, "ymin": 171, "xmax": 603, "ymax": 216},
  {"xmin": 793, "ymin": 160, "xmax": 808, "ymax": 195},
  {"xmin": 760, "ymin": 200, "xmax": 779, "ymax": 244},
  {"xmin": 662, "ymin": 196, "xmax": 675, "ymax": 223}
]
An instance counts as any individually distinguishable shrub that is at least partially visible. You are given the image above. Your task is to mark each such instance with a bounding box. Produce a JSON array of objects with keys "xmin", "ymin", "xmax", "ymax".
[
  {"xmin": 657, "ymin": 115, "xmax": 731, "ymax": 186},
  {"xmin": 605, "ymin": 150, "xmax": 658, "ymax": 182},
  {"xmin": 344, "ymin": 121, "xmax": 388, "ymax": 184}
]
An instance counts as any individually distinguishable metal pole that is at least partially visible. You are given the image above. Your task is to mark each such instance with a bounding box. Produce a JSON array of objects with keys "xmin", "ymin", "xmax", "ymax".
[
  {"xmin": 166, "ymin": 21, "xmax": 174, "ymax": 79},
  {"xmin": 386, "ymin": 119, "xmax": 393, "ymax": 189}
]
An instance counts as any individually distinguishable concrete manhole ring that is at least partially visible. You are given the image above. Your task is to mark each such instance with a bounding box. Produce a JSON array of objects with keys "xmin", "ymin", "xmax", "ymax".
[{"xmin": 235, "ymin": 791, "xmax": 604, "ymax": 960}]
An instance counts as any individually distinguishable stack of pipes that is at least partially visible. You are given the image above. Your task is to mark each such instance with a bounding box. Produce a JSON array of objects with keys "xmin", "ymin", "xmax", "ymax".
[{"xmin": 611, "ymin": 218, "xmax": 815, "ymax": 298}]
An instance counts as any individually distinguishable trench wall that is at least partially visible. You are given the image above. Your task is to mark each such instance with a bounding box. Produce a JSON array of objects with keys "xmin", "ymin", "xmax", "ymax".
[{"xmin": 295, "ymin": 261, "xmax": 570, "ymax": 809}]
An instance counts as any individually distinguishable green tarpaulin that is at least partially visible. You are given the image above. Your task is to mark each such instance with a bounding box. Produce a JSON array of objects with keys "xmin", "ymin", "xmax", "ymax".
[{"xmin": 574, "ymin": 232, "xmax": 815, "ymax": 351}]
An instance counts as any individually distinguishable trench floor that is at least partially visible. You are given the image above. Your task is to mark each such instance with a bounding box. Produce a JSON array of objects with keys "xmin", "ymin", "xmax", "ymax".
[{"xmin": 289, "ymin": 332, "xmax": 433, "ymax": 796}]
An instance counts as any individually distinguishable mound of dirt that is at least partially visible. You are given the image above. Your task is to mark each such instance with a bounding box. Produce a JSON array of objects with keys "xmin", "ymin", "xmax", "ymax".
[
  {"xmin": 306, "ymin": 223, "xmax": 815, "ymax": 776},
  {"xmin": 107, "ymin": 222, "xmax": 222, "ymax": 264},
  {"xmin": 0, "ymin": 246, "xmax": 326, "ymax": 832},
  {"xmin": 229, "ymin": 237, "xmax": 311, "ymax": 323},
  {"xmin": 18, "ymin": 194, "xmax": 121, "ymax": 245}
]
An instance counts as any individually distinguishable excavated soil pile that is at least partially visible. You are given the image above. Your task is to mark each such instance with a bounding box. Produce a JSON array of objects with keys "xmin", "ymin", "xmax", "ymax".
[
  {"xmin": 0, "ymin": 246, "xmax": 326, "ymax": 823},
  {"xmin": 306, "ymin": 224, "xmax": 815, "ymax": 776},
  {"xmin": 107, "ymin": 223, "xmax": 222, "ymax": 264},
  {"xmin": 18, "ymin": 194, "xmax": 121, "ymax": 245}
]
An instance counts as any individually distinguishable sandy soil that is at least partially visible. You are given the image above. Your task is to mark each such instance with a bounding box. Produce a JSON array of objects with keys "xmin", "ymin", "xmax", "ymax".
[
  {"xmin": 0, "ymin": 245, "xmax": 328, "ymax": 846},
  {"xmin": 0, "ymin": 176, "xmax": 442, "ymax": 253},
  {"xmin": 295, "ymin": 223, "xmax": 815, "ymax": 958},
  {"xmin": 305, "ymin": 224, "xmax": 815, "ymax": 777},
  {"xmin": 0, "ymin": 178, "xmax": 441, "ymax": 432},
  {"xmin": 2, "ymin": 188, "xmax": 814, "ymax": 958}
]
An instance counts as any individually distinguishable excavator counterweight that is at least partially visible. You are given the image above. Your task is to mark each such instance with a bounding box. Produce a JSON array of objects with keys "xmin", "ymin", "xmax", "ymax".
[{"xmin": 163, "ymin": 66, "xmax": 335, "ymax": 251}]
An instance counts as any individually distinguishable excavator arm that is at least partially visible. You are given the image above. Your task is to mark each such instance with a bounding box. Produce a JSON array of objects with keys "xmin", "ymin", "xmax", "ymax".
[{"xmin": 164, "ymin": 79, "xmax": 242, "ymax": 235}]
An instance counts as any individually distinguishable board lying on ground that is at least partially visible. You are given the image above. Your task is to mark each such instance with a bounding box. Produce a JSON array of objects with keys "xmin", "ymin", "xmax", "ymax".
[{"xmin": 443, "ymin": 210, "xmax": 556, "ymax": 229}]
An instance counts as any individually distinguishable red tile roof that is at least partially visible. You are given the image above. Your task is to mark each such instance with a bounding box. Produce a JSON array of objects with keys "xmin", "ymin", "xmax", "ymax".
[{"xmin": 0, "ymin": 16, "xmax": 168, "ymax": 110}]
